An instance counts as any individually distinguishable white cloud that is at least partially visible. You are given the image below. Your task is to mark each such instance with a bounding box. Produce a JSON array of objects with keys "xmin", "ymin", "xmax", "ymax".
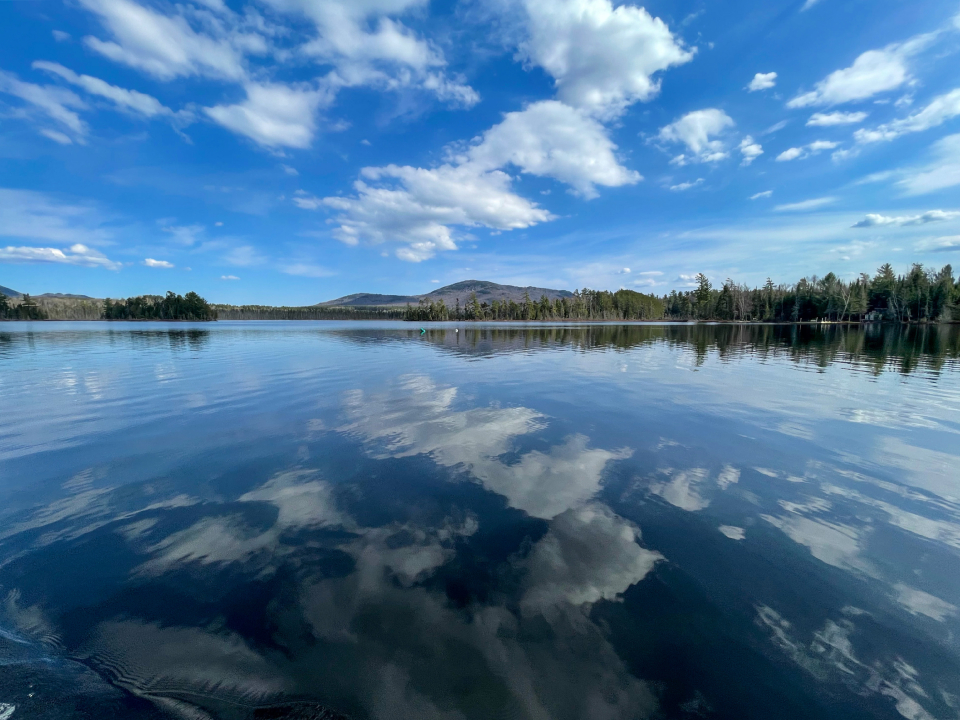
[
  {"xmin": 464, "ymin": 100, "xmax": 641, "ymax": 198},
  {"xmin": 775, "ymin": 139, "xmax": 838, "ymax": 161},
  {"xmin": 143, "ymin": 257, "xmax": 174, "ymax": 268},
  {"xmin": 0, "ymin": 70, "xmax": 87, "ymax": 138},
  {"xmin": 893, "ymin": 584, "xmax": 958, "ymax": 621},
  {"xmin": 281, "ymin": 164, "xmax": 299, "ymax": 176},
  {"xmin": 223, "ymin": 244, "xmax": 265, "ymax": 266},
  {"xmin": 204, "ymin": 82, "xmax": 332, "ymax": 149},
  {"xmin": 323, "ymin": 163, "xmax": 553, "ymax": 261},
  {"xmin": 0, "ymin": 243, "xmax": 120, "ymax": 269},
  {"xmin": 320, "ymin": 98, "xmax": 644, "ymax": 260},
  {"xmin": 77, "ymin": 0, "xmax": 250, "ymax": 81},
  {"xmin": 786, "ymin": 32, "xmax": 936, "ymax": 107},
  {"xmin": 40, "ymin": 129, "xmax": 74, "ymax": 145},
  {"xmin": 221, "ymin": 274, "xmax": 239, "ymax": 280},
  {"xmin": 658, "ymin": 108, "xmax": 735, "ymax": 164},
  {"xmin": 517, "ymin": 0, "xmax": 694, "ymax": 118},
  {"xmin": 747, "ymin": 72, "xmax": 776, "ymax": 92},
  {"xmin": 750, "ymin": 190, "xmax": 773, "ymax": 200},
  {"xmin": 807, "ymin": 111, "xmax": 867, "ymax": 126},
  {"xmin": 719, "ymin": 525, "xmax": 745, "ymax": 540},
  {"xmin": 776, "ymin": 147, "xmax": 803, "ymax": 162},
  {"xmin": 33, "ymin": 61, "xmax": 171, "ymax": 117},
  {"xmin": 854, "ymin": 88, "xmax": 960, "ymax": 144},
  {"xmin": 852, "ymin": 210, "xmax": 959, "ymax": 227},
  {"xmin": 669, "ymin": 178, "xmax": 703, "ymax": 191},
  {"xmin": 52, "ymin": 29, "xmax": 71, "ymax": 42},
  {"xmin": 898, "ymin": 133, "xmax": 960, "ymax": 195},
  {"xmin": 774, "ymin": 196, "xmax": 837, "ymax": 212},
  {"xmin": 261, "ymin": 0, "xmax": 478, "ymax": 107},
  {"xmin": 739, "ymin": 135, "xmax": 763, "ymax": 165}
]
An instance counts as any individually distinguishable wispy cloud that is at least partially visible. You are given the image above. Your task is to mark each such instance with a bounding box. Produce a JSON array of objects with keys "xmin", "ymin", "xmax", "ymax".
[
  {"xmin": 774, "ymin": 197, "xmax": 837, "ymax": 212},
  {"xmin": 0, "ymin": 243, "xmax": 120, "ymax": 269},
  {"xmin": 852, "ymin": 210, "xmax": 959, "ymax": 228}
]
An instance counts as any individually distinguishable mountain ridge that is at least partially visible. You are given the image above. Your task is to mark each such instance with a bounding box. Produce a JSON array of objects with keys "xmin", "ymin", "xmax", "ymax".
[{"xmin": 319, "ymin": 280, "xmax": 574, "ymax": 307}]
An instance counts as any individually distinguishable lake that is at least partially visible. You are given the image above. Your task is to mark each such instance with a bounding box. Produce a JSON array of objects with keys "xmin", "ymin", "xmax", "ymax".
[{"xmin": 1, "ymin": 321, "xmax": 959, "ymax": 720}]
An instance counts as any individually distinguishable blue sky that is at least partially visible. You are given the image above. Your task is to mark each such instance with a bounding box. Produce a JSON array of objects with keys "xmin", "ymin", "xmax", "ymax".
[{"xmin": 1, "ymin": 0, "xmax": 959, "ymax": 304}]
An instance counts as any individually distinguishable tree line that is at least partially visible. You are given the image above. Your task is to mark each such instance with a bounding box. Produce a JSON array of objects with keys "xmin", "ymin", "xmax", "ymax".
[
  {"xmin": 0, "ymin": 293, "xmax": 47, "ymax": 320},
  {"xmin": 405, "ymin": 288, "xmax": 666, "ymax": 322},
  {"xmin": 665, "ymin": 263, "xmax": 959, "ymax": 323},
  {"xmin": 102, "ymin": 291, "xmax": 217, "ymax": 320},
  {"xmin": 404, "ymin": 263, "xmax": 960, "ymax": 323}
]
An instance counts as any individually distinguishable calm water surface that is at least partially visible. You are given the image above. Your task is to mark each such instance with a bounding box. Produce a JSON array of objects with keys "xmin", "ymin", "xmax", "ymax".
[{"xmin": 1, "ymin": 321, "xmax": 960, "ymax": 720}]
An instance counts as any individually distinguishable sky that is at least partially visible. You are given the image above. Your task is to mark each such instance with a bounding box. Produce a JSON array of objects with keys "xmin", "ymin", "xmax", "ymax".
[{"xmin": 1, "ymin": 0, "xmax": 959, "ymax": 304}]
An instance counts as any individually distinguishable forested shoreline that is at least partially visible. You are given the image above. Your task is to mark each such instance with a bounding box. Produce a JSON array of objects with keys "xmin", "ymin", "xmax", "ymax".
[
  {"xmin": 3, "ymin": 263, "xmax": 959, "ymax": 323},
  {"xmin": 405, "ymin": 263, "xmax": 960, "ymax": 323}
]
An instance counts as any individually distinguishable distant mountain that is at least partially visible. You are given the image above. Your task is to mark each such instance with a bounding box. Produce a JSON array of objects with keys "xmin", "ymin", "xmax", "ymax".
[
  {"xmin": 0, "ymin": 287, "xmax": 96, "ymax": 299},
  {"xmin": 36, "ymin": 293, "xmax": 95, "ymax": 300},
  {"xmin": 320, "ymin": 280, "xmax": 573, "ymax": 307}
]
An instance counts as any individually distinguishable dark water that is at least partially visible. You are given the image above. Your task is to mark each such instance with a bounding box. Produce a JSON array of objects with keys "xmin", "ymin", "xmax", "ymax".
[{"xmin": 1, "ymin": 322, "xmax": 959, "ymax": 720}]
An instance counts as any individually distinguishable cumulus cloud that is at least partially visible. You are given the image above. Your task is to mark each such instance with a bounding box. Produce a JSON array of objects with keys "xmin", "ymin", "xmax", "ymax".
[
  {"xmin": 204, "ymin": 82, "xmax": 333, "ymax": 149},
  {"xmin": 774, "ymin": 197, "xmax": 837, "ymax": 212},
  {"xmin": 0, "ymin": 243, "xmax": 120, "ymax": 269},
  {"xmin": 669, "ymin": 178, "xmax": 703, "ymax": 191},
  {"xmin": 739, "ymin": 135, "xmax": 763, "ymax": 165},
  {"xmin": 320, "ymin": 100, "xmax": 642, "ymax": 260},
  {"xmin": 0, "ymin": 70, "xmax": 87, "ymax": 139},
  {"xmin": 852, "ymin": 210, "xmax": 959, "ymax": 227},
  {"xmin": 854, "ymin": 88, "xmax": 960, "ymax": 144},
  {"xmin": 33, "ymin": 61, "xmax": 171, "ymax": 117},
  {"xmin": 517, "ymin": 0, "xmax": 694, "ymax": 119},
  {"xmin": 747, "ymin": 72, "xmax": 776, "ymax": 91},
  {"xmin": 807, "ymin": 111, "xmax": 867, "ymax": 126},
  {"xmin": 143, "ymin": 257, "xmax": 173, "ymax": 267},
  {"xmin": 260, "ymin": 0, "xmax": 478, "ymax": 107},
  {"xmin": 464, "ymin": 100, "xmax": 641, "ymax": 197},
  {"xmin": 786, "ymin": 32, "xmax": 936, "ymax": 108},
  {"xmin": 322, "ymin": 164, "xmax": 552, "ymax": 261},
  {"xmin": 658, "ymin": 108, "xmax": 735, "ymax": 164},
  {"xmin": 897, "ymin": 133, "xmax": 960, "ymax": 196},
  {"xmin": 775, "ymin": 139, "xmax": 839, "ymax": 161}
]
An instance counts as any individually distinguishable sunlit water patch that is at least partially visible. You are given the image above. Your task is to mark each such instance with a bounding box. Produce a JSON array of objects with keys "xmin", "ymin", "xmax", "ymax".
[{"xmin": 1, "ymin": 321, "xmax": 959, "ymax": 720}]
